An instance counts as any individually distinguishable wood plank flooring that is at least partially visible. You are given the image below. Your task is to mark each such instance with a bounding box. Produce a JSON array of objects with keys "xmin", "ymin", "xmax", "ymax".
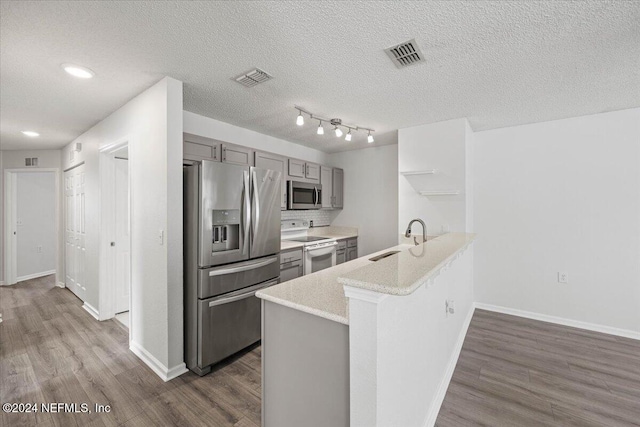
[
  {"xmin": 437, "ymin": 309, "xmax": 640, "ymax": 427},
  {"xmin": 3, "ymin": 276, "xmax": 640, "ymax": 426},
  {"xmin": 0, "ymin": 275, "xmax": 261, "ymax": 427}
]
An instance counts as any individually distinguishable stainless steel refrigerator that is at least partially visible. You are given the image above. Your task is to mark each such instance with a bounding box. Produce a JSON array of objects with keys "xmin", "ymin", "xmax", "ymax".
[{"xmin": 184, "ymin": 160, "xmax": 281, "ymax": 376}]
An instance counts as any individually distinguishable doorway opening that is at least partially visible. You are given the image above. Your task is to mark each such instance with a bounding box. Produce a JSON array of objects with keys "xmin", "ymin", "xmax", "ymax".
[
  {"xmin": 4, "ymin": 168, "xmax": 60, "ymax": 286},
  {"xmin": 99, "ymin": 139, "xmax": 132, "ymax": 335}
]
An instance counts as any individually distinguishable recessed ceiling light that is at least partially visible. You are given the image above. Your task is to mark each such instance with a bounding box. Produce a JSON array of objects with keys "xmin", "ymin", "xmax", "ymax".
[
  {"xmin": 21, "ymin": 130, "xmax": 40, "ymax": 137},
  {"xmin": 62, "ymin": 63, "xmax": 95, "ymax": 79}
]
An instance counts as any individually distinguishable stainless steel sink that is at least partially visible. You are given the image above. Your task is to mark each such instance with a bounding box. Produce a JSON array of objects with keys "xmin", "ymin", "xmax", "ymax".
[{"xmin": 369, "ymin": 251, "xmax": 400, "ymax": 262}]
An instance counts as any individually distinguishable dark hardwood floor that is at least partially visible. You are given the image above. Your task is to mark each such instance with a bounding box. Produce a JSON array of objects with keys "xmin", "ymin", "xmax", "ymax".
[
  {"xmin": 0, "ymin": 275, "xmax": 261, "ymax": 427},
  {"xmin": 437, "ymin": 309, "xmax": 640, "ymax": 427},
  {"xmin": 3, "ymin": 276, "xmax": 640, "ymax": 426}
]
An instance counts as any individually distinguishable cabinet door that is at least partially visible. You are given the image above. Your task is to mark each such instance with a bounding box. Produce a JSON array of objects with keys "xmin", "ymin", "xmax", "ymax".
[
  {"xmin": 346, "ymin": 247, "xmax": 357, "ymax": 261},
  {"xmin": 332, "ymin": 168, "xmax": 344, "ymax": 208},
  {"xmin": 280, "ymin": 260, "xmax": 303, "ymax": 283},
  {"xmin": 288, "ymin": 159, "xmax": 306, "ymax": 178},
  {"xmin": 222, "ymin": 143, "xmax": 254, "ymax": 166},
  {"xmin": 305, "ymin": 162, "xmax": 320, "ymax": 182},
  {"xmin": 184, "ymin": 133, "xmax": 221, "ymax": 162},
  {"xmin": 336, "ymin": 249, "xmax": 346, "ymax": 265},
  {"xmin": 320, "ymin": 166, "xmax": 333, "ymax": 208},
  {"xmin": 255, "ymin": 151, "xmax": 287, "ymax": 210}
]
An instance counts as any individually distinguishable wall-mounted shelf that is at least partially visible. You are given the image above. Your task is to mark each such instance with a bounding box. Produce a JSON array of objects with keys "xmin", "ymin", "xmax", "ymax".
[
  {"xmin": 419, "ymin": 190, "xmax": 461, "ymax": 196},
  {"xmin": 400, "ymin": 169, "xmax": 438, "ymax": 176}
]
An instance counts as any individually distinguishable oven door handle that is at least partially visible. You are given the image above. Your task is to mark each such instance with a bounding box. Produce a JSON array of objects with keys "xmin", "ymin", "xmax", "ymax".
[
  {"xmin": 208, "ymin": 280, "xmax": 278, "ymax": 307},
  {"xmin": 304, "ymin": 241, "xmax": 338, "ymax": 252}
]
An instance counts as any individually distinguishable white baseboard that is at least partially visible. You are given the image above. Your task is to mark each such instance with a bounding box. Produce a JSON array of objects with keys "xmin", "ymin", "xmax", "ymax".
[
  {"xmin": 475, "ymin": 302, "xmax": 640, "ymax": 341},
  {"xmin": 56, "ymin": 281, "xmax": 65, "ymax": 288},
  {"xmin": 424, "ymin": 304, "xmax": 476, "ymax": 427},
  {"xmin": 16, "ymin": 270, "xmax": 56, "ymax": 283},
  {"xmin": 82, "ymin": 302, "xmax": 100, "ymax": 321},
  {"xmin": 0, "ymin": 280, "xmax": 5, "ymax": 286},
  {"xmin": 129, "ymin": 340, "xmax": 188, "ymax": 382}
]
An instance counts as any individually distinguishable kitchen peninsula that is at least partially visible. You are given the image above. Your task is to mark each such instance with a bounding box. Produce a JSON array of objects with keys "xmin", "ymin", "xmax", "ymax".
[{"xmin": 257, "ymin": 232, "xmax": 476, "ymax": 427}]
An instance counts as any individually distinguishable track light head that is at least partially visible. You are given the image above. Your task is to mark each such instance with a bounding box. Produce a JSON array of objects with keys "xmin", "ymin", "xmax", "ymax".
[
  {"xmin": 334, "ymin": 127, "xmax": 343, "ymax": 137},
  {"xmin": 367, "ymin": 131, "xmax": 374, "ymax": 143},
  {"xmin": 345, "ymin": 130, "xmax": 352, "ymax": 141},
  {"xmin": 296, "ymin": 111, "xmax": 304, "ymax": 126},
  {"xmin": 317, "ymin": 121, "xmax": 324, "ymax": 135}
]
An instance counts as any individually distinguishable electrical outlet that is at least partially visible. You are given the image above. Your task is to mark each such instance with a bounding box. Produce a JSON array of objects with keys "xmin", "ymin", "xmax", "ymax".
[
  {"xmin": 558, "ymin": 272, "xmax": 569, "ymax": 283},
  {"xmin": 37, "ymin": 246, "xmax": 42, "ymax": 253},
  {"xmin": 445, "ymin": 299, "xmax": 455, "ymax": 317},
  {"xmin": 158, "ymin": 229, "xmax": 164, "ymax": 245}
]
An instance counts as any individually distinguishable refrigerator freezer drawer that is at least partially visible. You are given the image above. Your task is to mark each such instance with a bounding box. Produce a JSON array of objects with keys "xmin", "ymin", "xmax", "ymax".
[
  {"xmin": 197, "ymin": 279, "xmax": 277, "ymax": 368},
  {"xmin": 197, "ymin": 255, "xmax": 279, "ymax": 299}
]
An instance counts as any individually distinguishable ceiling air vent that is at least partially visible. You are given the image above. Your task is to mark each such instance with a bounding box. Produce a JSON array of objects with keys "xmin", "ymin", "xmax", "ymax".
[
  {"xmin": 384, "ymin": 39, "xmax": 425, "ymax": 68},
  {"xmin": 234, "ymin": 68, "xmax": 273, "ymax": 87}
]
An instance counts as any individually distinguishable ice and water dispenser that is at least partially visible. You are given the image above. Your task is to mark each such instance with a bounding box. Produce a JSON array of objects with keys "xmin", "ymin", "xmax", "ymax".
[{"xmin": 211, "ymin": 209, "xmax": 240, "ymax": 252}]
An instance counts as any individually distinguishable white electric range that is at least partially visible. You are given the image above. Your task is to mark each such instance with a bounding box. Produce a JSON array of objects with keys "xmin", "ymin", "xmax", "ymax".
[{"xmin": 281, "ymin": 220, "xmax": 337, "ymax": 275}]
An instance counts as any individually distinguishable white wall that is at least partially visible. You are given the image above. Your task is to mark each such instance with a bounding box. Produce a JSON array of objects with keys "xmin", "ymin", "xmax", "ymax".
[
  {"xmin": 62, "ymin": 77, "xmax": 186, "ymax": 378},
  {"xmin": 16, "ymin": 172, "xmax": 56, "ymax": 278},
  {"xmin": 473, "ymin": 108, "xmax": 640, "ymax": 335},
  {"xmin": 183, "ymin": 110, "xmax": 328, "ymax": 164},
  {"xmin": 1, "ymin": 149, "xmax": 63, "ymax": 284},
  {"xmin": 398, "ymin": 119, "xmax": 471, "ymax": 237},
  {"xmin": 328, "ymin": 145, "xmax": 399, "ymax": 256}
]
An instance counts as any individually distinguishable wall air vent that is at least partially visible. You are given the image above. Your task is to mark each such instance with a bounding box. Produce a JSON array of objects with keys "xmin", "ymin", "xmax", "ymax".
[
  {"xmin": 384, "ymin": 39, "xmax": 425, "ymax": 68},
  {"xmin": 234, "ymin": 68, "xmax": 273, "ymax": 87},
  {"xmin": 25, "ymin": 157, "xmax": 38, "ymax": 167}
]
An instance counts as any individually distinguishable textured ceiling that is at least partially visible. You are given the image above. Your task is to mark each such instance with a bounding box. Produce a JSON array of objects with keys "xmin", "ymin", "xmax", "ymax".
[{"xmin": 1, "ymin": 1, "xmax": 639, "ymax": 152}]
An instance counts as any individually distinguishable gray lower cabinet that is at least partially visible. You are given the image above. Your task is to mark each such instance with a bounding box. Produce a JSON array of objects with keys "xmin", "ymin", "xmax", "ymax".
[
  {"xmin": 332, "ymin": 168, "xmax": 344, "ymax": 208},
  {"xmin": 280, "ymin": 248, "xmax": 303, "ymax": 282},
  {"xmin": 262, "ymin": 301, "xmax": 349, "ymax": 427},
  {"xmin": 346, "ymin": 238, "xmax": 358, "ymax": 261},
  {"xmin": 336, "ymin": 239, "xmax": 347, "ymax": 264},
  {"xmin": 255, "ymin": 151, "xmax": 287, "ymax": 210}
]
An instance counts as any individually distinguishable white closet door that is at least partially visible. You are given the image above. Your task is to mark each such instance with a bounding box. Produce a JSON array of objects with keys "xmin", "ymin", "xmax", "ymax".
[
  {"xmin": 114, "ymin": 158, "xmax": 130, "ymax": 313},
  {"xmin": 65, "ymin": 170, "xmax": 77, "ymax": 295},
  {"xmin": 75, "ymin": 165, "xmax": 86, "ymax": 299},
  {"xmin": 64, "ymin": 165, "xmax": 86, "ymax": 300}
]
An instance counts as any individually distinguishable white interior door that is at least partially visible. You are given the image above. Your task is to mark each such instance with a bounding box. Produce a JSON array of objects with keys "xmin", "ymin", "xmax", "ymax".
[
  {"xmin": 114, "ymin": 158, "xmax": 130, "ymax": 313},
  {"xmin": 65, "ymin": 170, "xmax": 77, "ymax": 294},
  {"xmin": 65, "ymin": 165, "xmax": 86, "ymax": 300}
]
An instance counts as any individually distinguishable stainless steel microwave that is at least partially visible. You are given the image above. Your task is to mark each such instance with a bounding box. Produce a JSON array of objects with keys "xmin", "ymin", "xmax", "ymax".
[{"xmin": 287, "ymin": 181, "xmax": 322, "ymax": 210}]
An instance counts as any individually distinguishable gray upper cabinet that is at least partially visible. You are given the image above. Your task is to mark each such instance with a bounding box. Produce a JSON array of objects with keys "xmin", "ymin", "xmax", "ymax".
[
  {"xmin": 305, "ymin": 162, "xmax": 320, "ymax": 181},
  {"xmin": 255, "ymin": 151, "xmax": 287, "ymax": 210},
  {"xmin": 289, "ymin": 159, "xmax": 320, "ymax": 183},
  {"xmin": 320, "ymin": 166, "xmax": 333, "ymax": 209},
  {"xmin": 288, "ymin": 158, "xmax": 306, "ymax": 178},
  {"xmin": 332, "ymin": 168, "xmax": 344, "ymax": 209},
  {"xmin": 222, "ymin": 143, "xmax": 254, "ymax": 166},
  {"xmin": 184, "ymin": 133, "xmax": 221, "ymax": 163}
]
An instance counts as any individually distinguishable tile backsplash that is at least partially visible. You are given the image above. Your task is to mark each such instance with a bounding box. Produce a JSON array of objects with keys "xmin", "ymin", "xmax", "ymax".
[{"xmin": 281, "ymin": 210, "xmax": 331, "ymax": 227}]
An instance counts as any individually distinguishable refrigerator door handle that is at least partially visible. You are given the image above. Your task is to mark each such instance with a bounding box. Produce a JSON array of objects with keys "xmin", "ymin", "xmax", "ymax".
[
  {"xmin": 208, "ymin": 255, "xmax": 278, "ymax": 277},
  {"xmin": 208, "ymin": 279, "xmax": 278, "ymax": 307},
  {"xmin": 242, "ymin": 170, "xmax": 250, "ymax": 256},
  {"xmin": 251, "ymin": 169, "xmax": 260, "ymax": 242}
]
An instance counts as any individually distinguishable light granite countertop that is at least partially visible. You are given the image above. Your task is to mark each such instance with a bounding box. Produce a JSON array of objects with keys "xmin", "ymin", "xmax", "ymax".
[
  {"xmin": 262, "ymin": 231, "xmax": 475, "ymax": 324},
  {"xmin": 338, "ymin": 233, "xmax": 476, "ymax": 296},
  {"xmin": 280, "ymin": 240, "xmax": 305, "ymax": 251}
]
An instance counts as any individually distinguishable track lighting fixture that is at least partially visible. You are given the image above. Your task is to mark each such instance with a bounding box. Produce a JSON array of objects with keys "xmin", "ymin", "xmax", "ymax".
[{"xmin": 294, "ymin": 106, "xmax": 374, "ymax": 143}]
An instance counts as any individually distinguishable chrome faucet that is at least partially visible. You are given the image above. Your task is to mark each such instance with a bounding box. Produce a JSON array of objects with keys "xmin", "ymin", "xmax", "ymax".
[{"xmin": 405, "ymin": 219, "xmax": 427, "ymax": 246}]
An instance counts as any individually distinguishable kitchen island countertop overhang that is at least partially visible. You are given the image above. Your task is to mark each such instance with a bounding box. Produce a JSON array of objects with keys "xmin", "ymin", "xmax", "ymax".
[{"xmin": 256, "ymin": 232, "xmax": 477, "ymax": 324}]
